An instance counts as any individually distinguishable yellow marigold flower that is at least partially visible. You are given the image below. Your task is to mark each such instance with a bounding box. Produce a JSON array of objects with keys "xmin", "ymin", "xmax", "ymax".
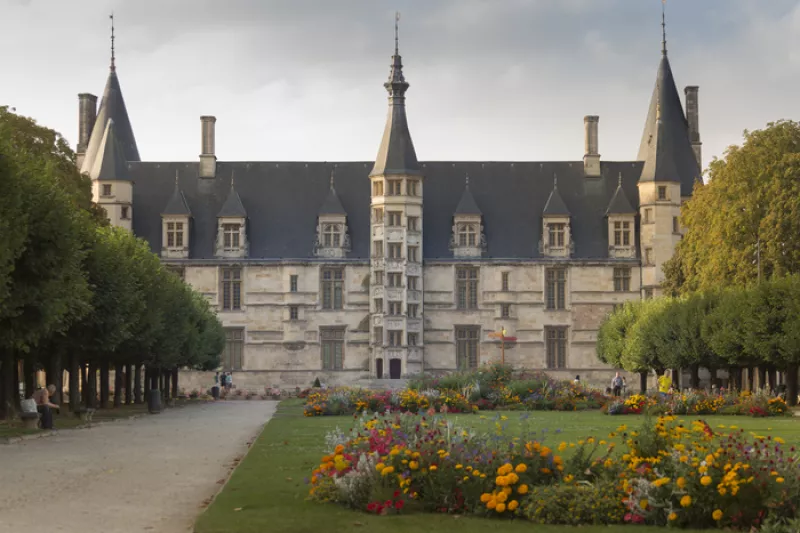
[
  {"xmin": 389, "ymin": 448, "xmax": 400, "ymax": 456},
  {"xmin": 698, "ymin": 465, "xmax": 708, "ymax": 474},
  {"xmin": 679, "ymin": 456, "xmax": 688, "ymax": 463},
  {"xmin": 515, "ymin": 463, "xmax": 528, "ymax": 473},
  {"xmin": 334, "ymin": 444, "xmax": 345, "ymax": 454},
  {"xmin": 775, "ymin": 437, "xmax": 786, "ymax": 444},
  {"xmin": 640, "ymin": 499, "xmax": 648, "ymax": 510},
  {"xmin": 518, "ymin": 484, "xmax": 529, "ymax": 494},
  {"xmin": 540, "ymin": 467, "xmax": 552, "ymax": 474},
  {"xmin": 507, "ymin": 473, "xmax": 519, "ymax": 484},
  {"xmin": 713, "ymin": 509, "xmax": 723, "ymax": 521},
  {"xmin": 653, "ymin": 477, "xmax": 670, "ymax": 487},
  {"xmin": 480, "ymin": 493, "xmax": 492, "ymax": 503},
  {"xmin": 496, "ymin": 476, "xmax": 508, "ymax": 486},
  {"xmin": 376, "ymin": 463, "xmax": 386, "ymax": 472},
  {"xmin": 777, "ymin": 477, "xmax": 785, "ymax": 483},
  {"xmin": 558, "ymin": 442, "xmax": 568, "ymax": 452},
  {"xmin": 706, "ymin": 454, "xmax": 715, "ymax": 464},
  {"xmin": 718, "ymin": 486, "xmax": 727, "ymax": 496},
  {"xmin": 486, "ymin": 499, "xmax": 496, "ymax": 510},
  {"xmin": 496, "ymin": 491, "xmax": 508, "ymax": 503},
  {"xmin": 496, "ymin": 503, "xmax": 506, "ymax": 513},
  {"xmin": 564, "ymin": 475, "xmax": 574, "ymax": 483},
  {"xmin": 409, "ymin": 461, "xmax": 419, "ymax": 470},
  {"xmin": 381, "ymin": 466, "xmax": 395, "ymax": 476},
  {"xmin": 430, "ymin": 465, "xmax": 438, "ymax": 472},
  {"xmin": 463, "ymin": 476, "xmax": 469, "ymax": 481},
  {"xmin": 668, "ymin": 512, "xmax": 678, "ymax": 521},
  {"xmin": 480, "ymin": 474, "xmax": 486, "ymax": 478},
  {"xmin": 680, "ymin": 495, "xmax": 692, "ymax": 508},
  {"xmin": 677, "ymin": 477, "xmax": 686, "ymax": 489},
  {"xmin": 455, "ymin": 464, "xmax": 463, "ymax": 470},
  {"xmin": 701, "ymin": 476, "xmax": 712, "ymax": 486},
  {"xmin": 508, "ymin": 500, "xmax": 519, "ymax": 511},
  {"xmin": 502, "ymin": 486, "xmax": 512, "ymax": 496}
]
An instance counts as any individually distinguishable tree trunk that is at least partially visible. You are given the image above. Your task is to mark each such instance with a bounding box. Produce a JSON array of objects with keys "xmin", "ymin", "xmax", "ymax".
[
  {"xmin": 47, "ymin": 351, "xmax": 63, "ymax": 406},
  {"xmin": 81, "ymin": 363, "xmax": 89, "ymax": 406},
  {"xmin": 0, "ymin": 351, "xmax": 15, "ymax": 420},
  {"xmin": 134, "ymin": 363, "xmax": 143, "ymax": 404},
  {"xmin": 671, "ymin": 367, "xmax": 681, "ymax": 390},
  {"xmin": 114, "ymin": 363, "xmax": 123, "ymax": 408},
  {"xmin": 690, "ymin": 364, "xmax": 700, "ymax": 389},
  {"xmin": 23, "ymin": 357, "xmax": 36, "ymax": 399},
  {"xmin": 99, "ymin": 360, "xmax": 110, "ymax": 408},
  {"xmin": 69, "ymin": 353, "xmax": 81, "ymax": 413},
  {"xmin": 709, "ymin": 367, "xmax": 718, "ymax": 390},
  {"xmin": 639, "ymin": 371, "xmax": 648, "ymax": 395},
  {"xmin": 161, "ymin": 370, "xmax": 168, "ymax": 402},
  {"xmin": 768, "ymin": 366, "xmax": 777, "ymax": 392},
  {"xmin": 786, "ymin": 364, "xmax": 799, "ymax": 407},
  {"xmin": 86, "ymin": 362, "xmax": 97, "ymax": 409},
  {"xmin": 12, "ymin": 357, "xmax": 21, "ymax": 412},
  {"xmin": 125, "ymin": 364, "xmax": 133, "ymax": 405},
  {"xmin": 730, "ymin": 366, "xmax": 742, "ymax": 391},
  {"xmin": 172, "ymin": 369, "xmax": 179, "ymax": 401},
  {"xmin": 149, "ymin": 367, "xmax": 159, "ymax": 391}
]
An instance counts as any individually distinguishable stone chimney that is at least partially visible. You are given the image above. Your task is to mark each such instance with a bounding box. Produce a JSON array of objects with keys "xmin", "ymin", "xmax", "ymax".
[
  {"xmin": 583, "ymin": 115, "xmax": 601, "ymax": 177},
  {"xmin": 199, "ymin": 115, "xmax": 217, "ymax": 178},
  {"xmin": 684, "ymin": 86, "xmax": 701, "ymax": 167},
  {"xmin": 76, "ymin": 93, "xmax": 97, "ymax": 169}
]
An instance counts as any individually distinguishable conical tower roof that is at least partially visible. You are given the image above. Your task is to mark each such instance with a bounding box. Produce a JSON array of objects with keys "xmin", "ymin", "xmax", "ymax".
[
  {"xmin": 454, "ymin": 176, "xmax": 481, "ymax": 215},
  {"xmin": 606, "ymin": 174, "xmax": 636, "ymax": 215},
  {"xmin": 81, "ymin": 69, "xmax": 140, "ymax": 174},
  {"xmin": 543, "ymin": 178, "xmax": 570, "ymax": 216},
  {"xmin": 218, "ymin": 183, "xmax": 247, "ymax": 218},
  {"xmin": 88, "ymin": 119, "xmax": 131, "ymax": 181},
  {"xmin": 369, "ymin": 18, "xmax": 420, "ymax": 177},
  {"xmin": 319, "ymin": 174, "xmax": 347, "ymax": 215}
]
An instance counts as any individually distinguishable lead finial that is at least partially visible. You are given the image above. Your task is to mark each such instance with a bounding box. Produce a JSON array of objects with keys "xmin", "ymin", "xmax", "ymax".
[
  {"xmin": 394, "ymin": 12, "xmax": 400, "ymax": 56},
  {"xmin": 175, "ymin": 169, "xmax": 179, "ymax": 186},
  {"xmin": 661, "ymin": 0, "xmax": 667, "ymax": 55},
  {"xmin": 618, "ymin": 172, "xmax": 623, "ymax": 187},
  {"xmin": 231, "ymin": 170, "xmax": 235, "ymax": 189},
  {"xmin": 110, "ymin": 13, "xmax": 116, "ymax": 71},
  {"xmin": 553, "ymin": 172, "xmax": 558, "ymax": 189},
  {"xmin": 330, "ymin": 170, "xmax": 335, "ymax": 190},
  {"xmin": 465, "ymin": 173, "xmax": 470, "ymax": 188}
]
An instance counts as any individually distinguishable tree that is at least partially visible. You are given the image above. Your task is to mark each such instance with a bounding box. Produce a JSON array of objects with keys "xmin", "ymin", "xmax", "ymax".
[
  {"xmin": 597, "ymin": 301, "xmax": 643, "ymax": 369},
  {"xmin": 621, "ymin": 298, "xmax": 673, "ymax": 388},
  {"xmin": 665, "ymin": 120, "xmax": 800, "ymax": 294}
]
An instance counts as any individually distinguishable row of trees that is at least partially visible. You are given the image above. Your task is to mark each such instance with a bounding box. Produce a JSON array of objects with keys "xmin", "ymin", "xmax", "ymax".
[
  {"xmin": 598, "ymin": 120, "xmax": 800, "ymax": 406},
  {"xmin": 0, "ymin": 107, "xmax": 224, "ymax": 419},
  {"xmin": 597, "ymin": 277, "xmax": 800, "ymax": 405}
]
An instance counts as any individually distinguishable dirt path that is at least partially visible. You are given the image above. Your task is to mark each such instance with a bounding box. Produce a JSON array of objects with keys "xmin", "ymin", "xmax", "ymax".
[{"xmin": 0, "ymin": 401, "xmax": 276, "ymax": 533}]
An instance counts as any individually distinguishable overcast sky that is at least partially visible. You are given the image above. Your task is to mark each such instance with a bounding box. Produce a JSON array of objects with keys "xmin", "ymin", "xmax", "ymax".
[{"xmin": 1, "ymin": 0, "xmax": 799, "ymax": 172}]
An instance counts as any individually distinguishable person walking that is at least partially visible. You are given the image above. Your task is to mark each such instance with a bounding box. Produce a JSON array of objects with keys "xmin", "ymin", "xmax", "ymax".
[
  {"xmin": 658, "ymin": 370, "xmax": 672, "ymax": 400},
  {"xmin": 32, "ymin": 384, "xmax": 60, "ymax": 430},
  {"xmin": 611, "ymin": 372, "xmax": 623, "ymax": 397}
]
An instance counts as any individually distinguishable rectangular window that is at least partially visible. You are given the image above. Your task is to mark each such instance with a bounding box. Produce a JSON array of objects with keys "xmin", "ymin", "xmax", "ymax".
[
  {"xmin": 673, "ymin": 216, "xmax": 680, "ymax": 233},
  {"xmin": 501, "ymin": 304, "xmax": 511, "ymax": 318},
  {"xmin": 290, "ymin": 275, "xmax": 298, "ymax": 292},
  {"xmin": 320, "ymin": 328, "xmax": 344, "ymax": 370},
  {"xmin": 388, "ymin": 211, "xmax": 402, "ymax": 226},
  {"xmin": 408, "ymin": 304, "xmax": 418, "ymax": 318},
  {"xmin": 102, "ymin": 184, "xmax": 112, "ymax": 196},
  {"xmin": 221, "ymin": 267, "xmax": 242, "ymax": 311},
  {"xmin": 545, "ymin": 268, "xmax": 566, "ymax": 310},
  {"xmin": 166, "ymin": 222, "xmax": 184, "ymax": 248},
  {"xmin": 388, "ymin": 330, "xmax": 403, "ymax": 346},
  {"xmin": 406, "ymin": 179, "xmax": 419, "ymax": 196},
  {"xmin": 548, "ymin": 223, "xmax": 565, "ymax": 247},
  {"xmin": 613, "ymin": 267, "xmax": 631, "ymax": 292},
  {"xmin": 456, "ymin": 267, "xmax": 479, "ymax": 309},
  {"xmin": 372, "ymin": 181, "xmax": 384, "ymax": 197},
  {"xmin": 373, "ymin": 207, "xmax": 384, "ymax": 223},
  {"xmin": 407, "ymin": 216, "xmax": 419, "ymax": 231},
  {"xmin": 388, "ymin": 273, "xmax": 402, "ymax": 287},
  {"xmin": 644, "ymin": 288, "xmax": 654, "ymax": 300},
  {"xmin": 373, "ymin": 326, "xmax": 383, "ymax": 345},
  {"xmin": 222, "ymin": 328, "xmax": 244, "ymax": 370},
  {"xmin": 223, "ymin": 223, "xmax": 241, "ymax": 249},
  {"xmin": 373, "ymin": 241, "xmax": 383, "ymax": 258},
  {"xmin": 545, "ymin": 327, "xmax": 567, "ymax": 369},
  {"xmin": 121, "ymin": 206, "xmax": 130, "ymax": 220},
  {"xmin": 289, "ymin": 306, "xmax": 299, "ymax": 320},
  {"xmin": 388, "ymin": 243, "xmax": 402, "ymax": 259},
  {"xmin": 455, "ymin": 327, "xmax": 479, "ymax": 370},
  {"xmin": 613, "ymin": 221, "xmax": 631, "ymax": 246},
  {"xmin": 407, "ymin": 332, "xmax": 418, "ymax": 346},
  {"xmin": 658, "ymin": 186, "xmax": 667, "ymax": 201},
  {"xmin": 407, "ymin": 276, "xmax": 418, "ymax": 290},
  {"xmin": 321, "ymin": 268, "xmax": 344, "ymax": 310},
  {"xmin": 388, "ymin": 301, "xmax": 402, "ymax": 315},
  {"xmin": 407, "ymin": 246, "xmax": 419, "ymax": 262},
  {"xmin": 373, "ymin": 271, "xmax": 384, "ymax": 285},
  {"xmin": 501, "ymin": 272, "xmax": 509, "ymax": 291},
  {"xmin": 644, "ymin": 208, "xmax": 653, "ymax": 224},
  {"xmin": 645, "ymin": 248, "xmax": 654, "ymax": 266},
  {"xmin": 387, "ymin": 180, "xmax": 402, "ymax": 195},
  {"xmin": 322, "ymin": 224, "xmax": 340, "ymax": 247}
]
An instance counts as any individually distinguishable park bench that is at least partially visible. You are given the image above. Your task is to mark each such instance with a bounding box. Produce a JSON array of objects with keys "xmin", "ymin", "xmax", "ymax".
[{"xmin": 20, "ymin": 399, "xmax": 41, "ymax": 429}]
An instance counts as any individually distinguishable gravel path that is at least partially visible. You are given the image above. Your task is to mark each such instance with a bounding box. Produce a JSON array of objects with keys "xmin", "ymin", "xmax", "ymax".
[{"xmin": 0, "ymin": 401, "xmax": 277, "ymax": 533}]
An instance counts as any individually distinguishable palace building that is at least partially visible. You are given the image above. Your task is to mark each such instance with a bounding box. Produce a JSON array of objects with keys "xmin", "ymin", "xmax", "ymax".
[{"xmin": 75, "ymin": 19, "xmax": 702, "ymax": 390}]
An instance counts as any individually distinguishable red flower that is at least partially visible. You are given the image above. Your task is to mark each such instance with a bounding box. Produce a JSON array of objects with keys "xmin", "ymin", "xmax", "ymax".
[{"xmin": 395, "ymin": 500, "xmax": 405, "ymax": 510}]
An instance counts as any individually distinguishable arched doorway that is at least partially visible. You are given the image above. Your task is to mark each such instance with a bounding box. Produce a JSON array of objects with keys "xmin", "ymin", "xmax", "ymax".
[
  {"xmin": 375, "ymin": 358, "xmax": 384, "ymax": 379},
  {"xmin": 389, "ymin": 359, "xmax": 402, "ymax": 379}
]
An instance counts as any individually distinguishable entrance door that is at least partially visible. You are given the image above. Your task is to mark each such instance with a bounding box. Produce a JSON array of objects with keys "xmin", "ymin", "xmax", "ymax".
[
  {"xmin": 376, "ymin": 358, "xmax": 384, "ymax": 379},
  {"xmin": 389, "ymin": 359, "xmax": 402, "ymax": 379}
]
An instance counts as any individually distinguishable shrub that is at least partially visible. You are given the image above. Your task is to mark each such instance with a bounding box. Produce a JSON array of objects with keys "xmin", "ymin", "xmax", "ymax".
[{"xmin": 525, "ymin": 482, "xmax": 626, "ymax": 525}]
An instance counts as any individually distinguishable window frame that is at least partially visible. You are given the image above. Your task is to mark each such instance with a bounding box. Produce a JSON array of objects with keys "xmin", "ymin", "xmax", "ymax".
[
  {"xmin": 458, "ymin": 224, "xmax": 477, "ymax": 247},
  {"xmin": 290, "ymin": 274, "xmax": 298, "ymax": 293},
  {"xmin": 222, "ymin": 328, "xmax": 245, "ymax": 370},
  {"xmin": 548, "ymin": 223, "xmax": 566, "ymax": 247},
  {"xmin": 320, "ymin": 327, "xmax": 345, "ymax": 370},
  {"xmin": 545, "ymin": 327, "xmax": 567, "ymax": 369},
  {"xmin": 289, "ymin": 306, "xmax": 299, "ymax": 320},
  {"xmin": 455, "ymin": 326, "xmax": 480, "ymax": 370},
  {"xmin": 545, "ymin": 268, "xmax": 567, "ymax": 310},
  {"xmin": 322, "ymin": 223, "xmax": 341, "ymax": 247},
  {"xmin": 456, "ymin": 267, "xmax": 479, "ymax": 309},
  {"xmin": 220, "ymin": 267, "xmax": 243, "ymax": 311},
  {"xmin": 501, "ymin": 272, "xmax": 509, "ymax": 292},
  {"xmin": 613, "ymin": 267, "xmax": 631, "ymax": 292},
  {"xmin": 320, "ymin": 268, "xmax": 344, "ymax": 310},
  {"xmin": 223, "ymin": 223, "xmax": 241, "ymax": 250}
]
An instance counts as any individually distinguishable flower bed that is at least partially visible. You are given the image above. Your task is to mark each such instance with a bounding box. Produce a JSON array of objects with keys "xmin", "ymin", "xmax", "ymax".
[
  {"xmin": 604, "ymin": 390, "xmax": 790, "ymax": 418},
  {"xmin": 303, "ymin": 366, "xmax": 608, "ymax": 417},
  {"xmin": 307, "ymin": 409, "xmax": 800, "ymax": 530}
]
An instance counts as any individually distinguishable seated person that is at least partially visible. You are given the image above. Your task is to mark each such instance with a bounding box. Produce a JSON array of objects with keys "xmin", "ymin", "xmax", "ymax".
[{"xmin": 32, "ymin": 385, "xmax": 59, "ymax": 430}]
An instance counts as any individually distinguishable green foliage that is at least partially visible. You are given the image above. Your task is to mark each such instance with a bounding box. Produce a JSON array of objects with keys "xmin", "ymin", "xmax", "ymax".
[
  {"xmin": 524, "ymin": 481, "xmax": 626, "ymax": 526},
  {"xmin": 596, "ymin": 300, "xmax": 643, "ymax": 368},
  {"xmin": 621, "ymin": 298, "xmax": 673, "ymax": 373}
]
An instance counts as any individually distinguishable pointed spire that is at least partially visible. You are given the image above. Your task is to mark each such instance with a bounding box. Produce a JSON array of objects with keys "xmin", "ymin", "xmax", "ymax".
[
  {"xmin": 80, "ymin": 19, "xmax": 140, "ymax": 175},
  {"xmin": 369, "ymin": 12, "xmax": 420, "ymax": 177},
  {"xmin": 543, "ymin": 173, "xmax": 570, "ymax": 216},
  {"xmin": 319, "ymin": 169, "xmax": 347, "ymax": 215},
  {"xmin": 661, "ymin": 0, "xmax": 667, "ymax": 56},
  {"xmin": 88, "ymin": 119, "xmax": 131, "ymax": 182},
  {"xmin": 218, "ymin": 171, "xmax": 247, "ymax": 217},
  {"xmin": 110, "ymin": 13, "xmax": 116, "ymax": 71},
  {"xmin": 636, "ymin": 7, "xmax": 701, "ymax": 197},
  {"xmin": 455, "ymin": 173, "xmax": 481, "ymax": 215},
  {"xmin": 163, "ymin": 170, "xmax": 192, "ymax": 216},
  {"xmin": 606, "ymin": 172, "xmax": 636, "ymax": 215}
]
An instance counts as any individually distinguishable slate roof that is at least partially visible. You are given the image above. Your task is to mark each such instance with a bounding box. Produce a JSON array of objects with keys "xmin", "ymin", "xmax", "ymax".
[
  {"xmin": 217, "ymin": 185, "xmax": 247, "ymax": 217},
  {"xmin": 129, "ymin": 161, "xmax": 643, "ymax": 261},
  {"xmin": 81, "ymin": 69, "xmax": 140, "ymax": 174},
  {"xmin": 162, "ymin": 183, "xmax": 192, "ymax": 216},
  {"xmin": 454, "ymin": 180, "xmax": 481, "ymax": 215},
  {"xmin": 88, "ymin": 119, "xmax": 131, "ymax": 182},
  {"xmin": 637, "ymin": 53, "xmax": 701, "ymax": 196},
  {"xmin": 606, "ymin": 175, "xmax": 636, "ymax": 215},
  {"xmin": 542, "ymin": 182, "xmax": 571, "ymax": 216},
  {"xmin": 319, "ymin": 184, "xmax": 347, "ymax": 215}
]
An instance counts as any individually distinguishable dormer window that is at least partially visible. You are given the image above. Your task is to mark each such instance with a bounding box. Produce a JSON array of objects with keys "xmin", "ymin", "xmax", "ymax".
[
  {"xmin": 161, "ymin": 175, "xmax": 192, "ymax": 259},
  {"xmin": 315, "ymin": 173, "xmax": 350, "ymax": 259},
  {"xmin": 606, "ymin": 174, "xmax": 636, "ymax": 259},
  {"xmin": 540, "ymin": 177, "xmax": 572, "ymax": 258},
  {"xmin": 323, "ymin": 223, "xmax": 342, "ymax": 247},
  {"xmin": 458, "ymin": 224, "xmax": 477, "ymax": 247},
  {"xmin": 216, "ymin": 177, "xmax": 249, "ymax": 259},
  {"xmin": 548, "ymin": 223, "xmax": 565, "ymax": 247},
  {"xmin": 451, "ymin": 176, "xmax": 485, "ymax": 258},
  {"xmin": 387, "ymin": 180, "xmax": 402, "ymax": 195},
  {"xmin": 223, "ymin": 223, "xmax": 241, "ymax": 250},
  {"xmin": 613, "ymin": 221, "xmax": 631, "ymax": 246},
  {"xmin": 167, "ymin": 222, "xmax": 185, "ymax": 248}
]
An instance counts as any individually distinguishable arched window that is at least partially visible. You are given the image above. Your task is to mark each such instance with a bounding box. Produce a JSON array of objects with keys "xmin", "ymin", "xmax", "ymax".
[
  {"xmin": 458, "ymin": 224, "xmax": 476, "ymax": 247},
  {"xmin": 323, "ymin": 224, "xmax": 341, "ymax": 247}
]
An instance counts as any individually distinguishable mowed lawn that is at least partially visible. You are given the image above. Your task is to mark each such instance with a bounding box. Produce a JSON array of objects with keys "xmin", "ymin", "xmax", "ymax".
[{"xmin": 194, "ymin": 400, "xmax": 800, "ymax": 533}]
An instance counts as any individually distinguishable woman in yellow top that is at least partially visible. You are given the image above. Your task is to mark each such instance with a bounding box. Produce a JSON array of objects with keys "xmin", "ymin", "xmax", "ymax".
[{"xmin": 658, "ymin": 371, "xmax": 672, "ymax": 399}]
